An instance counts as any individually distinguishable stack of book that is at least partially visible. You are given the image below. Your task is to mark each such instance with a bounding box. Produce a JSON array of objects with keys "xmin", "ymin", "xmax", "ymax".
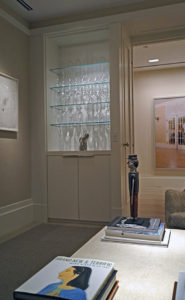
[
  {"xmin": 13, "ymin": 256, "xmax": 119, "ymax": 300},
  {"xmin": 102, "ymin": 216, "xmax": 171, "ymax": 246}
]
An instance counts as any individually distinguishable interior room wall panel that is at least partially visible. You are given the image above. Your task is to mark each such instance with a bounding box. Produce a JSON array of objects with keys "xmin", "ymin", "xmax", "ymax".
[
  {"xmin": 0, "ymin": 16, "xmax": 30, "ymax": 207},
  {"xmin": 0, "ymin": 16, "xmax": 31, "ymax": 239}
]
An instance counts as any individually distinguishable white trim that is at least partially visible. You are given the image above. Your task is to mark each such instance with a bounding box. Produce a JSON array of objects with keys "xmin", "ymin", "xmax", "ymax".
[
  {"xmin": 30, "ymin": 15, "xmax": 118, "ymax": 36},
  {"xmin": 0, "ymin": 198, "xmax": 32, "ymax": 216},
  {"xmin": 0, "ymin": 199, "xmax": 36, "ymax": 241},
  {"xmin": 0, "ymin": 7, "xmax": 30, "ymax": 35},
  {"xmin": 131, "ymin": 25, "xmax": 185, "ymax": 45}
]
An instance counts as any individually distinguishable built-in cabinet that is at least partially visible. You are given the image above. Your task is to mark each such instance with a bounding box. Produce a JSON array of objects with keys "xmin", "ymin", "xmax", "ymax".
[
  {"xmin": 46, "ymin": 29, "xmax": 112, "ymax": 222},
  {"xmin": 48, "ymin": 154, "xmax": 110, "ymax": 221},
  {"xmin": 48, "ymin": 155, "xmax": 78, "ymax": 220}
]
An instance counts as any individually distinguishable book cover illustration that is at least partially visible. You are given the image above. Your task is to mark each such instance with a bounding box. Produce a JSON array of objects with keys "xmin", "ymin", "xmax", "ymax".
[{"xmin": 14, "ymin": 256, "xmax": 114, "ymax": 300}]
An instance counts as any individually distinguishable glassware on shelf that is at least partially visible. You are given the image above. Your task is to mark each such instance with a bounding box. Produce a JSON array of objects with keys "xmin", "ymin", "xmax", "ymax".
[
  {"xmin": 49, "ymin": 62, "xmax": 109, "ymax": 84},
  {"xmin": 49, "ymin": 62, "xmax": 110, "ymax": 151}
]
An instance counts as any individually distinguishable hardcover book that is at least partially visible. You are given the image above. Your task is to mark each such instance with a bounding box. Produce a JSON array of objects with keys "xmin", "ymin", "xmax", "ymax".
[
  {"xmin": 97, "ymin": 270, "xmax": 117, "ymax": 300},
  {"xmin": 106, "ymin": 280, "xmax": 119, "ymax": 300},
  {"xmin": 105, "ymin": 222, "xmax": 165, "ymax": 241},
  {"xmin": 107, "ymin": 216, "xmax": 161, "ymax": 232},
  {"xmin": 13, "ymin": 256, "xmax": 115, "ymax": 300},
  {"xmin": 102, "ymin": 229, "xmax": 171, "ymax": 247}
]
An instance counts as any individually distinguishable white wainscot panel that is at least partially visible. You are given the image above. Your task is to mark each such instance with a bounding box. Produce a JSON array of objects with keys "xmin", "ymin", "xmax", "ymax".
[{"xmin": 0, "ymin": 199, "xmax": 35, "ymax": 241}]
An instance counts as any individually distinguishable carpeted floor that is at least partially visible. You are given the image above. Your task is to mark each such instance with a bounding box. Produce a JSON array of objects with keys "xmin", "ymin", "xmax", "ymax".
[{"xmin": 0, "ymin": 223, "xmax": 103, "ymax": 300}]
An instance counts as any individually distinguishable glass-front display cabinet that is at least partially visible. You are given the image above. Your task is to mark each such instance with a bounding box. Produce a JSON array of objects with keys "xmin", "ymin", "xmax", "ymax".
[{"xmin": 46, "ymin": 29, "xmax": 111, "ymax": 152}]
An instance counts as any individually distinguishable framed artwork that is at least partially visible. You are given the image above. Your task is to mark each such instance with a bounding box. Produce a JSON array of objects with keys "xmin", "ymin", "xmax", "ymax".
[
  {"xmin": 154, "ymin": 96, "xmax": 185, "ymax": 169},
  {"xmin": 0, "ymin": 72, "xmax": 18, "ymax": 132}
]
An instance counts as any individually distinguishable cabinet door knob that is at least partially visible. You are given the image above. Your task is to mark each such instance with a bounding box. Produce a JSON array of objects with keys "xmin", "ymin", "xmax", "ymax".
[{"xmin": 122, "ymin": 142, "xmax": 129, "ymax": 147}]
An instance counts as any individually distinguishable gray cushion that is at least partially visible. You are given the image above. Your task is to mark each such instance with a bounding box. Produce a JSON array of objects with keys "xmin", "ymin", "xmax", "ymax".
[
  {"xmin": 168, "ymin": 212, "xmax": 185, "ymax": 229},
  {"xmin": 165, "ymin": 189, "xmax": 185, "ymax": 228}
]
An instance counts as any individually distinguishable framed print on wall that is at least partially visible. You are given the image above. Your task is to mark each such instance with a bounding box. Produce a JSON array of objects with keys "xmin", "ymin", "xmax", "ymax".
[
  {"xmin": 0, "ymin": 72, "xmax": 18, "ymax": 132},
  {"xmin": 154, "ymin": 96, "xmax": 185, "ymax": 169}
]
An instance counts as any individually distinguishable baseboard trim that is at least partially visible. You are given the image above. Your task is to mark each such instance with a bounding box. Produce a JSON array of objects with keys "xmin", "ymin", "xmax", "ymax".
[
  {"xmin": 48, "ymin": 218, "xmax": 107, "ymax": 228},
  {"xmin": 0, "ymin": 199, "xmax": 33, "ymax": 215},
  {"xmin": 0, "ymin": 199, "xmax": 37, "ymax": 242}
]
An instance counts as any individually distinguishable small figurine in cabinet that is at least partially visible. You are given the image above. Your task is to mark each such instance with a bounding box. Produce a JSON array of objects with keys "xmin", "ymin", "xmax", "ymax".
[{"xmin": 79, "ymin": 133, "xmax": 89, "ymax": 151}]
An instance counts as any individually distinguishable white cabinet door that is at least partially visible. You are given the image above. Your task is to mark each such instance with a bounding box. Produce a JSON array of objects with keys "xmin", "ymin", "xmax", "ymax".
[
  {"xmin": 47, "ymin": 156, "xmax": 79, "ymax": 219},
  {"xmin": 79, "ymin": 155, "xmax": 110, "ymax": 221}
]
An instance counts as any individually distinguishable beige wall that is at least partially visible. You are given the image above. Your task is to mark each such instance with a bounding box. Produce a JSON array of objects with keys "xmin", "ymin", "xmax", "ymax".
[{"xmin": 0, "ymin": 16, "xmax": 30, "ymax": 207}]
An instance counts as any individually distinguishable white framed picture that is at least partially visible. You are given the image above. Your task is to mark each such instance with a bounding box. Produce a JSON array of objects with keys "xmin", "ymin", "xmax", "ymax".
[
  {"xmin": 0, "ymin": 72, "xmax": 18, "ymax": 132},
  {"xmin": 154, "ymin": 96, "xmax": 185, "ymax": 168}
]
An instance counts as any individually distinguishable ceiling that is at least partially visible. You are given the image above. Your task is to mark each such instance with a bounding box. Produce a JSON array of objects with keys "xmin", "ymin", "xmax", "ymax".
[
  {"xmin": 1, "ymin": 0, "xmax": 185, "ymax": 25},
  {"xmin": 0, "ymin": 0, "xmax": 150, "ymax": 23},
  {"xmin": 1, "ymin": 0, "xmax": 185, "ymax": 68}
]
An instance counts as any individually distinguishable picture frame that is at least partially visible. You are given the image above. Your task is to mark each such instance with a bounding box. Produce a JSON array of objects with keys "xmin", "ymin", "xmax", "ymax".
[
  {"xmin": 0, "ymin": 72, "xmax": 18, "ymax": 132},
  {"xmin": 154, "ymin": 96, "xmax": 185, "ymax": 169}
]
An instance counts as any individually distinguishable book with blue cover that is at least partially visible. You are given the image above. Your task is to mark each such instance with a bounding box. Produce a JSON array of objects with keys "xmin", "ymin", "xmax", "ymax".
[{"xmin": 13, "ymin": 256, "xmax": 116, "ymax": 300}]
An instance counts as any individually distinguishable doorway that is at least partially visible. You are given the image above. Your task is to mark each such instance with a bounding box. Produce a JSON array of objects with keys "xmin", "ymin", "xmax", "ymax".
[{"xmin": 133, "ymin": 39, "xmax": 185, "ymax": 221}]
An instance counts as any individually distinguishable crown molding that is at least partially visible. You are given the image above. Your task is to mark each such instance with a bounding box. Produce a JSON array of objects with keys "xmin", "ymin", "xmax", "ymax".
[
  {"xmin": 0, "ymin": 7, "xmax": 30, "ymax": 35},
  {"xmin": 131, "ymin": 25, "xmax": 185, "ymax": 45},
  {"xmin": 29, "ymin": 0, "xmax": 185, "ymax": 30}
]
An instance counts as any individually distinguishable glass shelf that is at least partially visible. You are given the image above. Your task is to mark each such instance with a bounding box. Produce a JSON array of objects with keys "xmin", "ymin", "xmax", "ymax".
[
  {"xmin": 50, "ymin": 121, "xmax": 110, "ymax": 127},
  {"xmin": 50, "ymin": 62, "xmax": 109, "ymax": 75},
  {"xmin": 50, "ymin": 101, "xmax": 110, "ymax": 109},
  {"xmin": 50, "ymin": 81, "xmax": 110, "ymax": 90},
  {"xmin": 48, "ymin": 61, "xmax": 110, "ymax": 151}
]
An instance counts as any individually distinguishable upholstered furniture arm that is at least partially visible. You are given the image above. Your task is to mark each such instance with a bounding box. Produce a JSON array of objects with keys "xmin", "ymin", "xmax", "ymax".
[{"xmin": 165, "ymin": 189, "xmax": 185, "ymax": 228}]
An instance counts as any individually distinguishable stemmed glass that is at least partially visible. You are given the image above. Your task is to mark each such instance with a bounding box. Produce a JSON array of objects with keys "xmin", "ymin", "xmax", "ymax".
[
  {"xmin": 104, "ymin": 124, "xmax": 110, "ymax": 150},
  {"xmin": 93, "ymin": 125, "xmax": 99, "ymax": 150}
]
